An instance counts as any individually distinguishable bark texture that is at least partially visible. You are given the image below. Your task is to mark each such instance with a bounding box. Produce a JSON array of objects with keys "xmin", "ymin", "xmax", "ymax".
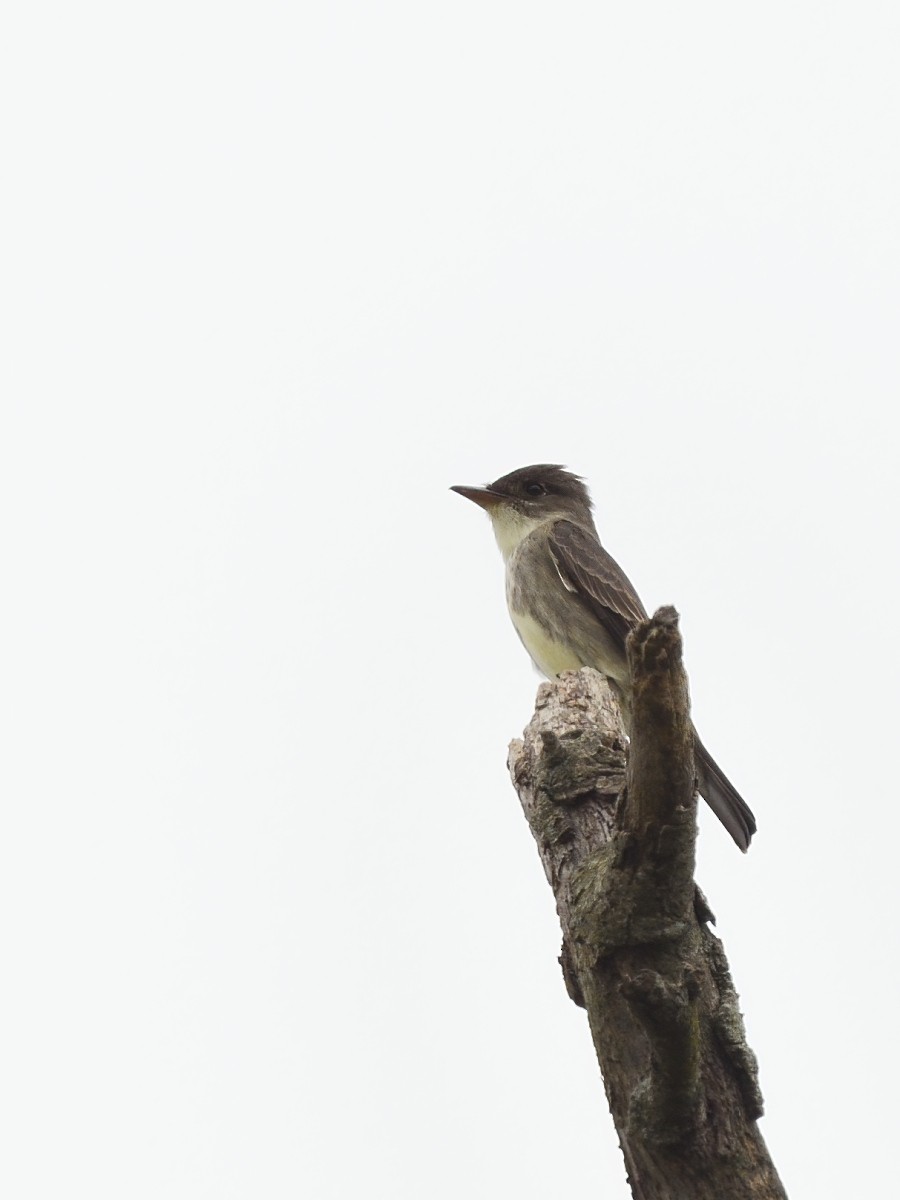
[{"xmin": 507, "ymin": 607, "xmax": 786, "ymax": 1200}]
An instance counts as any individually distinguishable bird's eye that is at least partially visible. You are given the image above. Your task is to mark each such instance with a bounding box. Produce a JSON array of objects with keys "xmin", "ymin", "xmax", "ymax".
[{"xmin": 525, "ymin": 482, "xmax": 545, "ymax": 496}]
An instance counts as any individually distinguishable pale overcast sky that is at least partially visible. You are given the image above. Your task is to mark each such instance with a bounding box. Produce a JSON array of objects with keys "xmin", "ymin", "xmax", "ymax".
[{"xmin": 3, "ymin": 3, "xmax": 899, "ymax": 1197}]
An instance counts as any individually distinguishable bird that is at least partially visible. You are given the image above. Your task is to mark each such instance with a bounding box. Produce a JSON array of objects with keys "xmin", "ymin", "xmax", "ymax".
[{"xmin": 451, "ymin": 463, "xmax": 756, "ymax": 851}]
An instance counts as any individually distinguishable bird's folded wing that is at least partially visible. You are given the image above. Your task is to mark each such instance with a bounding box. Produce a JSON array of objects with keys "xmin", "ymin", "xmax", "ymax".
[{"xmin": 548, "ymin": 519, "xmax": 648, "ymax": 643}]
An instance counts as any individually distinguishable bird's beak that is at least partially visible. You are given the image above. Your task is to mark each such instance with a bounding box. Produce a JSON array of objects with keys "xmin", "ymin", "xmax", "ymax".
[{"xmin": 450, "ymin": 484, "xmax": 503, "ymax": 511}]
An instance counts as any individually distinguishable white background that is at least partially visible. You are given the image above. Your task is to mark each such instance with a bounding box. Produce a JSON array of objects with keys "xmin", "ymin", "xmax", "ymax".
[{"xmin": 3, "ymin": 3, "xmax": 899, "ymax": 1196}]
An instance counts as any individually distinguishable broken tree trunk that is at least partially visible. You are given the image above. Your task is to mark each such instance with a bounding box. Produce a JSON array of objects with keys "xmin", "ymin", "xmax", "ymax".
[{"xmin": 507, "ymin": 606, "xmax": 786, "ymax": 1200}]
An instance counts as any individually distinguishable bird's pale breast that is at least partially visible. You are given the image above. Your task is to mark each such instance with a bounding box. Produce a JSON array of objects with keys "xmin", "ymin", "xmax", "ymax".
[{"xmin": 508, "ymin": 609, "xmax": 587, "ymax": 678}]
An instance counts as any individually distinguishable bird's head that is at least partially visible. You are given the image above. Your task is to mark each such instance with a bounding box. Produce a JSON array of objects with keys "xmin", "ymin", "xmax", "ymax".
[{"xmin": 451, "ymin": 464, "xmax": 593, "ymax": 559}]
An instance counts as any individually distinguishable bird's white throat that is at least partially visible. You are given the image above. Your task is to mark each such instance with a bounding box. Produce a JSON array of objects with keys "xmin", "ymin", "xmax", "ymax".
[{"xmin": 488, "ymin": 506, "xmax": 555, "ymax": 562}]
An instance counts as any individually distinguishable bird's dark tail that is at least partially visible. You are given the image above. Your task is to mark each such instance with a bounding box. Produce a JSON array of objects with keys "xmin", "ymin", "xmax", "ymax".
[{"xmin": 692, "ymin": 728, "xmax": 756, "ymax": 852}]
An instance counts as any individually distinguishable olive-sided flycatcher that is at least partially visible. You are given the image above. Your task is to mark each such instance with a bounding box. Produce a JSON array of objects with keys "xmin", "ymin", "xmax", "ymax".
[{"xmin": 451, "ymin": 464, "xmax": 756, "ymax": 851}]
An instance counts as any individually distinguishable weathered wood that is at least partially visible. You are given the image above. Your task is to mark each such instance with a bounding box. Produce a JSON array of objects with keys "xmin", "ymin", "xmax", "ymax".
[{"xmin": 507, "ymin": 608, "xmax": 786, "ymax": 1200}]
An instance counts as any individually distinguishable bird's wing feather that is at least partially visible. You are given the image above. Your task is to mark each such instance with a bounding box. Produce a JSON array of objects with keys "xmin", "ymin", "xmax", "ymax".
[{"xmin": 548, "ymin": 520, "xmax": 648, "ymax": 644}]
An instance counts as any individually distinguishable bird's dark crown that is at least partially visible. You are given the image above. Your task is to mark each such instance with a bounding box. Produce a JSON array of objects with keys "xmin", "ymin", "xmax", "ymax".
[{"xmin": 487, "ymin": 464, "xmax": 592, "ymax": 513}]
